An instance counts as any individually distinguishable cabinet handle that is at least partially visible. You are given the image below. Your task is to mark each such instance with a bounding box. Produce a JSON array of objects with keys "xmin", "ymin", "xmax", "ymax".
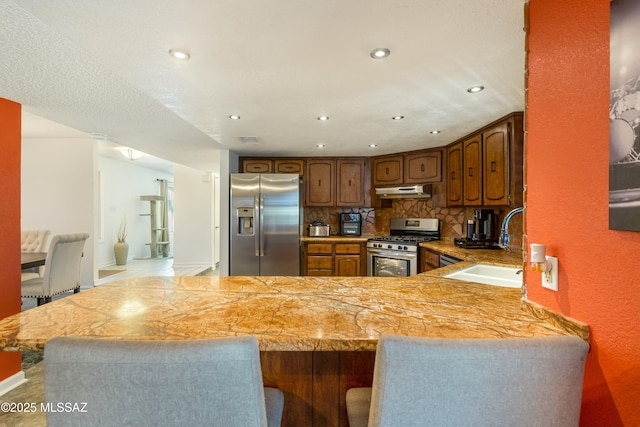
[
  {"xmin": 318, "ymin": 179, "xmax": 321, "ymax": 187},
  {"xmin": 385, "ymin": 167, "xmax": 390, "ymax": 175},
  {"xmin": 468, "ymin": 167, "xmax": 473, "ymax": 177},
  {"xmin": 420, "ymin": 164, "xmax": 425, "ymax": 172},
  {"xmin": 451, "ymin": 171, "xmax": 456, "ymax": 180},
  {"xmin": 491, "ymin": 161, "xmax": 496, "ymax": 172},
  {"xmin": 348, "ymin": 179, "xmax": 352, "ymax": 186}
]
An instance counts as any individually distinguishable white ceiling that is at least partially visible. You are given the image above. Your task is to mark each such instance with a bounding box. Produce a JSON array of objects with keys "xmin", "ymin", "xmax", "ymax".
[{"xmin": 1, "ymin": 0, "xmax": 525, "ymax": 173}]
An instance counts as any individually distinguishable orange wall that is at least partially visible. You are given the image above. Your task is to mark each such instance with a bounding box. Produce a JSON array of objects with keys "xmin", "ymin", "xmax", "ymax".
[
  {"xmin": 0, "ymin": 99, "xmax": 22, "ymax": 380},
  {"xmin": 527, "ymin": 1, "xmax": 640, "ymax": 425}
]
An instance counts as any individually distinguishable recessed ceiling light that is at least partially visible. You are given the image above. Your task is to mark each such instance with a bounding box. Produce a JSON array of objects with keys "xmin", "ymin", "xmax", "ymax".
[
  {"xmin": 467, "ymin": 85, "xmax": 485, "ymax": 93},
  {"xmin": 316, "ymin": 144, "xmax": 326, "ymax": 148},
  {"xmin": 369, "ymin": 144, "xmax": 378, "ymax": 148},
  {"xmin": 229, "ymin": 115, "xmax": 241, "ymax": 120},
  {"xmin": 430, "ymin": 130, "xmax": 441, "ymax": 134},
  {"xmin": 317, "ymin": 116, "xmax": 330, "ymax": 121},
  {"xmin": 169, "ymin": 49, "xmax": 190, "ymax": 60},
  {"xmin": 392, "ymin": 116, "xmax": 405, "ymax": 120},
  {"xmin": 370, "ymin": 48, "xmax": 390, "ymax": 59}
]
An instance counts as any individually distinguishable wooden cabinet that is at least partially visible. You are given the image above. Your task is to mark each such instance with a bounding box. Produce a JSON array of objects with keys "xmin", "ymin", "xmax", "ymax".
[
  {"xmin": 303, "ymin": 241, "xmax": 365, "ymax": 276},
  {"xmin": 305, "ymin": 243, "xmax": 333, "ymax": 276},
  {"xmin": 306, "ymin": 159, "xmax": 335, "ymax": 206},
  {"xmin": 305, "ymin": 158, "xmax": 368, "ymax": 207},
  {"xmin": 446, "ymin": 112, "xmax": 523, "ymax": 207},
  {"xmin": 274, "ymin": 159, "xmax": 304, "ymax": 175},
  {"xmin": 372, "ymin": 155, "xmax": 403, "ymax": 186},
  {"xmin": 404, "ymin": 149, "xmax": 442, "ymax": 183},
  {"xmin": 420, "ymin": 248, "xmax": 441, "ymax": 272},
  {"xmin": 482, "ymin": 121, "xmax": 511, "ymax": 205},
  {"xmin": 334, "ymin": 243, "xmax": 362, "ymax": 276},
  {"xmin": 242, "ymin": 158, "xmax": 273, "ymax": 173},
  {"xmin": 447, "ymin": 142, "xmax": 463, "ymax": 205},
  {"xmin": 337, "ymin": 158, "xmax": 366, "ymax": 207},
  {"xmin": 240, "ymin": 158, "xmax": 304, "ymax": 175},
  {"xmin": 463, "ymin": 134, "xmax": 483, "ymax": 206}
]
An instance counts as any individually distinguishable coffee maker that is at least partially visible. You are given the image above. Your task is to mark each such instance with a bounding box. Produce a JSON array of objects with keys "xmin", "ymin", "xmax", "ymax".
[{"xmin": 455, "ymin": 209, "xmax": 500, "ymax": 249}]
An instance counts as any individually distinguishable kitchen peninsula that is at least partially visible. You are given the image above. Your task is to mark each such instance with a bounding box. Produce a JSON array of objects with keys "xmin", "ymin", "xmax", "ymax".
[{"xmin": 0, "ymin": 266, "xmax": 587, "ymax": 427}]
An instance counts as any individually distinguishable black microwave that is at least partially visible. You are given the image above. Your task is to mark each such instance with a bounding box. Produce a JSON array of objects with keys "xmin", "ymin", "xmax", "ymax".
[{"xmin": 340, "ymin": 213, "xmax": 361, "ymax": 236}]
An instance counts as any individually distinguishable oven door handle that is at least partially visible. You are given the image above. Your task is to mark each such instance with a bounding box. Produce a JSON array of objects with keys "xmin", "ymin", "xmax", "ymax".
[{"xmin": 367, "ymin": 249, "xmax": 417, "ymax": 260}]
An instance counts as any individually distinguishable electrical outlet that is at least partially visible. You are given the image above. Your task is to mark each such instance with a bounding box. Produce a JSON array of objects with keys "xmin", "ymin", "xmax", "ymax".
[{"xmin": 542, "ymin": 256, "xmax": 558, "ymax": 291}]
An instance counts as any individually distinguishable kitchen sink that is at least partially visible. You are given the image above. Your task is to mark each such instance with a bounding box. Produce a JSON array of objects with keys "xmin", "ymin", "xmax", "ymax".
[{"xmin": 444, "ymin": 264, "xmax": 523, "ymax": 288}]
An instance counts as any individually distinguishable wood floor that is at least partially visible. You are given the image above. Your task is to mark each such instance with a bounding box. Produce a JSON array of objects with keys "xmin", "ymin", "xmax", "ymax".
[{"xmin": 2, "ymin": 258, "xmax": 216, "ymax": 426}]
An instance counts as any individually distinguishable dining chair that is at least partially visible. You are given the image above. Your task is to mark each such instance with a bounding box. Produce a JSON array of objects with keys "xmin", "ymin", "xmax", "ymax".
[
  {"xmin": 346, "ymin": 335, "xmax": 589, "ymax": 427},
  {"xmin": 21, "ymin": 233, "xmax": 89, "ymax": 306},
  {"xmin": 44, "ymin": 336, "xmax": 284, "ymax": 427},
  {"xmin": 20, "ymin": 229, "xmax": 51, "ymax": 281}
]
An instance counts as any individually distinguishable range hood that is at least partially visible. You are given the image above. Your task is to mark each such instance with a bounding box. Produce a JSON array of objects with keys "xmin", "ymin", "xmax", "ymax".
[{"xmin": 375, "ymin": 184, "xmax": 432, "ymax": 199}]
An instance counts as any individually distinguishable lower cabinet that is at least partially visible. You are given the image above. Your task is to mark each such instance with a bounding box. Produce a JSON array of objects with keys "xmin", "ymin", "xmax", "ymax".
[
  {"xmin": 304, "ymin": 242, "xmax": 365, "ymax": 276},
  {"xmin": 420, "ymin": 248, "xmax": 441, "ymax": 272}
]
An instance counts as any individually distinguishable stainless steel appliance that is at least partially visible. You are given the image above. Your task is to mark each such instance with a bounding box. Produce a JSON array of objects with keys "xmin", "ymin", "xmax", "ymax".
[
  {"xmin": 308, "ymin": 221, "xmax": 330, "ymax": 237},
  {"xmin": 367, "ymin": 218, "xmax": 440, "ymax": 277},
  {"xmin": 454, "ymin": 209, "xmax": 500, "ymax": 249},
  {"xmin": 230, "ymin": 173, "xmax": 301, "ymax": 275},
  {"xmin": 340, "ymin": 213, "xmax": 361, "ymax": 236}
]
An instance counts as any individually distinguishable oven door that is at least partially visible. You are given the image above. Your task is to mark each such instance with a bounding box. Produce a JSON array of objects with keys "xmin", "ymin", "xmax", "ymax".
[{"xmin": 367, "ymin": 248, "xmax": 417, "ymax": 277}]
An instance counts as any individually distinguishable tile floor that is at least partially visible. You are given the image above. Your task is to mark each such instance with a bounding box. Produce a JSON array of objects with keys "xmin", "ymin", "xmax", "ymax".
[{"xmin": 2, "ymin": 258, "xmax": 217, "ymax": 426}]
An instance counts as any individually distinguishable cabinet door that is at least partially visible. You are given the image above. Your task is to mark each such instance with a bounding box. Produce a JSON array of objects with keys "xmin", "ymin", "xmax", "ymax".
[
  {"xmin": 447, "ymin": 142, "xmax": 463, "ymax": 206},
  {"xmin": 420, "ymin": 248, "xmax": 440, "ymax": 272},
  {"xmin": 275, "ymin": 159, "xmax": 304, "ymax": 175},
  {"xmin": 372, "ymin": 155, "xmax": 403, "ymax": 186},
  {"xmin": 337, "ymin": 159, "xmax": 365, "ymax": 206},
  {"xmin": 404, "ymin": 150, "xmax": 442, "ymax": 183},
  {"xmin": 242, "ymin": 159, "xmax": 273, "ymax": 173},
  {"xmin": 335, "ymin": 255, "xmax": 360, "ymax": 277},
  {"xmin": 305, "ymin": 159, "xmax": 335, "ymax": 206},
  {"xmin": 482, "ymin": 122, "xmax": 510, "ymax": 205},
  {"xmin": 463, "ymin": 135, "xmax": 482, "ymax": 206}
]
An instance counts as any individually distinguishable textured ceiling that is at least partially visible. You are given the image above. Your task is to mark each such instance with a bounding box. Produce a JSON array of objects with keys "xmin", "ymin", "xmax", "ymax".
[{"xmin": 1, "ymin": 0, "xmax": 525, "ymax": 172}]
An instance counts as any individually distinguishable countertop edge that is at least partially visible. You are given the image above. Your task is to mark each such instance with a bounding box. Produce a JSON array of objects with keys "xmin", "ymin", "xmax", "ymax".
[{"xmin": 521, "ymin": 299, "xmax": 591, "ymax": 342}]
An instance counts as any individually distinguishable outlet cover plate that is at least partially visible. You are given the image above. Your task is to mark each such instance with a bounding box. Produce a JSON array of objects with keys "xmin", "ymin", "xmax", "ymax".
[{"xmin": 542, "ymin": 256, "xmax": 558, "ymax": 291}]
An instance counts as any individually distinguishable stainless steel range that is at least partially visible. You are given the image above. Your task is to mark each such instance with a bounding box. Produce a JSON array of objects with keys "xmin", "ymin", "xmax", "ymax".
[{"xmin": 367, "ymin": 218, "xmax": 440, "ymax": 277}]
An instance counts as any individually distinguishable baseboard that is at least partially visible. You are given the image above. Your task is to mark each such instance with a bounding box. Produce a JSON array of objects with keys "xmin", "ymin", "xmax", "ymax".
[{"xmin": 0, "ymin": 370, "xmax": 26, "ymax": 397}]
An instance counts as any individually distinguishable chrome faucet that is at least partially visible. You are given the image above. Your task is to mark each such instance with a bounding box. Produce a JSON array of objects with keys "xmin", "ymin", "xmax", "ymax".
[{"xmin": 498, "ymin": 207, "xmax": 524, "ymax": 248}]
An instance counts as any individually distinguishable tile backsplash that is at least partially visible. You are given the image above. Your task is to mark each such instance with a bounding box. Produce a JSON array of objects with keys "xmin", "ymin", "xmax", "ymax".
[{"xmin": 303, "ymin": 200, "xmax": 523, "ymax": 248}]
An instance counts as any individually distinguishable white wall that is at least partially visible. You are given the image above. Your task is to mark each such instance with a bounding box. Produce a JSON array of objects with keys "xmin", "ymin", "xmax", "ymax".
[
  {"xmin": 173, "ymin": 164, "xmax": 214, "ymax": 267},
  {"xmin": 97, "ymin": 156, "xmax": 172, "ymax": 268},
  {"xmin": 21, "ymin": 138, "xmax": 96, "ymax": 288},
  {"xmin": 23, "ymin": 136, "xmax": 227, "ymax": 284}
]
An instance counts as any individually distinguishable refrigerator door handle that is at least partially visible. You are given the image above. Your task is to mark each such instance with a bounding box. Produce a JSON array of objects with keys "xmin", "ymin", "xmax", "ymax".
[
  {"xmin": 254, "ymin": 195, "xmax": 260, "ymax": 257},
  {"xmin": 259, "ymin": 194, "xmax": 265, "ymax": 256}
]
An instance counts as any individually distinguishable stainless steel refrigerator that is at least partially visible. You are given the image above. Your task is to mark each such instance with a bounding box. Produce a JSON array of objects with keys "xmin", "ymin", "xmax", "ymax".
[{"xmin": 230, "ymin": 173, "xmax": 301, "ymax": 276}]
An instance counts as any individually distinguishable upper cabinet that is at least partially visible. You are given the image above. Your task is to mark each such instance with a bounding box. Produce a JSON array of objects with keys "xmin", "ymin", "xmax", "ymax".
[
  {"xmin": 240, "ymin": 158, "xmax": 305, "ymax": 175},
  {"xmin": 462, "ymin": 134, "xmax": 482, "ymax": 205},
  {"xmin": 336, "ymin": 158, "xmax": 366, "ymax": 207},
  {"xmin": 446, "ymin": 112, "xmax": 523, "ymax": 207},
  {"xmin": 372, "ymin": 155, "xmax": 403, "ymax": 186},
  {"xmin": 241, "ymin": 158, "xmax": 273, "ymax": 173},
  {"xmin": 306, "ymin": 158, "xmax": 369, "ymax": 207},
  {"xmin": 274, "ymin": 159, "xmax": 304, "ymax": 175},
  {"xmin": 447, "ymin": 142, "xmax": 463, "ymax": 205},
  {"xmin": 404, "ymin": 150, "xmax": 442, "ymax": 183},
  {"xmin": 306, "ymin": 159, "xmax": 335, "ymax": 206}
]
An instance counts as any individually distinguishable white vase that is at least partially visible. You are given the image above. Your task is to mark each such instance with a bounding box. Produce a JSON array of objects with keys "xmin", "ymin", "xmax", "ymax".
[{"xmin": 114, "ymin": 241, "xmax": 129, "ymax": 265}]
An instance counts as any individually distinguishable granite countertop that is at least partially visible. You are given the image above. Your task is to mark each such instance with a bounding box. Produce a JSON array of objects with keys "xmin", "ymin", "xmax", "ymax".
[
  {"xmin": 0, "ymin": 273, "xmax": 586, "ymax": 353},
  {"xmin": 419, "ymin": 239, "xmax": 524, "ymax": 267}
]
